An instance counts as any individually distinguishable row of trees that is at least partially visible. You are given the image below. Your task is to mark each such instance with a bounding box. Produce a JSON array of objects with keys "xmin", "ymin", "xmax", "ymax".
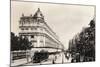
[
  {"xmin": 11, "ymin": 32, "xmax": 32, "ymax": 51},
  {"xmin": 68, "ymin": 18, "xmax": 95, "ymax": 62}
]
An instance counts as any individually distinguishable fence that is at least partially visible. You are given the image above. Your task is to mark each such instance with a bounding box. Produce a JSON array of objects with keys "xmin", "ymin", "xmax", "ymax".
[{"xmin": 11, "ymin": 50, "xmax": 31, "ymax": 63}]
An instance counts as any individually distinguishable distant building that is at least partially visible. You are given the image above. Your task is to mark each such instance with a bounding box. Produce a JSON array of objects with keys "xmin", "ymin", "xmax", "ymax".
[{"xmin": 19, "ymin": 8, "xmax": 64, "ymax": 52}]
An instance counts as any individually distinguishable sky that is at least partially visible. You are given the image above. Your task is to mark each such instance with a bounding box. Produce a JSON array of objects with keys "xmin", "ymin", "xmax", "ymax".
[{"xmin": 11, "ymin": 1, "xmax": 95, "ymax": 49}]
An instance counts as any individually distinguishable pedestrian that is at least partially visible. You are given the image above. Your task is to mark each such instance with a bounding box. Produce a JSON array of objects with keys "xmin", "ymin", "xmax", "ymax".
[{"xmin": 52, "ymin": 59, "xmax": 55, "ymax": 64}]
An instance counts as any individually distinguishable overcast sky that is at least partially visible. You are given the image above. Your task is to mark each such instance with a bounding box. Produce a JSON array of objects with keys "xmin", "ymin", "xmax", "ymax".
[{"xmin": 11, "ymin": 1, "xmax": 95, "ymax": 49}]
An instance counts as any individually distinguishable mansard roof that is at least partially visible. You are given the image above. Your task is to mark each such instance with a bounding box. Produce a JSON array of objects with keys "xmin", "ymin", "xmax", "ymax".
[
  {"xmin": 33, "ymin": 8, "xmax": 44, "ymax": 18},
  {"xmin": 20, "ymin": 8, "xmax": 44, "ymax": 19}
]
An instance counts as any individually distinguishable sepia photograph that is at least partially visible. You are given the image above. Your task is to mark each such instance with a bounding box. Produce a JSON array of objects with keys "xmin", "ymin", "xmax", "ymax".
[{"xmin": 10, "ymin": 0, "xmax": 95, "ymax": 66}]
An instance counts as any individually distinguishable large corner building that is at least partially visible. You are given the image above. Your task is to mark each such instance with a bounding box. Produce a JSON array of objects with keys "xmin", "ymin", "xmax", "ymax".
[{"xmin": 19, "ymin": 8, "xmax": 64, "ymax": 52}]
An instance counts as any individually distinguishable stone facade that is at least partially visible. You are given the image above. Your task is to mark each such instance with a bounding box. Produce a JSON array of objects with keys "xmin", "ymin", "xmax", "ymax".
[{"xmin": 19, "ymin": 8, "xmax": 64, "ymax": 52}]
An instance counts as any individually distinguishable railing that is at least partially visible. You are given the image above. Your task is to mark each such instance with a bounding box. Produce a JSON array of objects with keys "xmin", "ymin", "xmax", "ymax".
[{"xmin": 11, "ymin": 50, "xmax": 31, "ymax": 62}]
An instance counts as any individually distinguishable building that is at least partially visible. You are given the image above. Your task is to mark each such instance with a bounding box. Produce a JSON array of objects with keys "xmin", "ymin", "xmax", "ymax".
[{"xmin": 19, "ymin": 8, "xmax": 64, "ymax": 52}]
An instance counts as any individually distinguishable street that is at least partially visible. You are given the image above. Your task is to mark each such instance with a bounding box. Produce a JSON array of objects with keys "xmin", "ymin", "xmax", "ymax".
[{"xmin": 21, "ymin": 52, "xmax": 72, "ymax": 66}]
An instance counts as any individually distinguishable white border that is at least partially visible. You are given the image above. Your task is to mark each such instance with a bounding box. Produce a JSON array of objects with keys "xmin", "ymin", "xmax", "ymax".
[{"xmin": 0, "ymin": 0, "xmax": 99, "ymax": 67}]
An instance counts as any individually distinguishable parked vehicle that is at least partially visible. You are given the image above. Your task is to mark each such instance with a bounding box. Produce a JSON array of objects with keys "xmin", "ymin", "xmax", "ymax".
[{"xmin": 32, "ymin": 50, "xmax": 49, "ymax": 63}]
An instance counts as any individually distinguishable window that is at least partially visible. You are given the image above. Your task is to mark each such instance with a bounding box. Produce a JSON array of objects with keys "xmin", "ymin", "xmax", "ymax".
[
  {"xmin": 40, "ymin": 40, "xmax": 43, "ymax": 43},
  {"xmin": 21, "ymin": 28, "xmax": 24, "ymax": 30},
  {"xmin": 31, "ymin": 28, "xmax": 33, "ymax": 30},
  {"xmin": 37, "ymin": 19, "xmax": 40, "ymax": 22},
  {"xmin": 37, "ymin": 22, "xmax": 40, "ymax": 24},
  {"xmin": 34, "ymin": 27, "xmax": 37, "ymax": 30},
  {"xmin": 26, "ymin": 28, "xmax": 28, "ymax": 30},
  {"xmin": 40, "ymin": 28, "xmax": 43, "ymax": 31},
  {"xmin": 31, "ymin": 35, "xmax": 34, "ymax": 38}
]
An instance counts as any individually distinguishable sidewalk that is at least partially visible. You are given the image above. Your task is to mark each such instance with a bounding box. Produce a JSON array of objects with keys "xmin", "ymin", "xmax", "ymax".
[
  {"xmin": 11, "ymin": 58, "xmax": 31, "ymax": 67},
  {"xmin": 22, "ymin": 59, "xmax": 52, "ymax": 66}
]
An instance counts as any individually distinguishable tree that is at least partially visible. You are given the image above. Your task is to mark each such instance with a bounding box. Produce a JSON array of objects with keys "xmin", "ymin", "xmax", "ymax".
[
  {"xmin": 19, "ymin": 36, "xmax": 32, "ymax": 50},
  {"xmin": 11, "ymin": 32, "xmax": 32, "ymax": 51},
  {"xmin": 68, "ymin": 18, "xmax": 95, "ymax": 62},
  {"xmin": 11, "ymin": 32, "xmax": 19, "ymax": 51}
]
